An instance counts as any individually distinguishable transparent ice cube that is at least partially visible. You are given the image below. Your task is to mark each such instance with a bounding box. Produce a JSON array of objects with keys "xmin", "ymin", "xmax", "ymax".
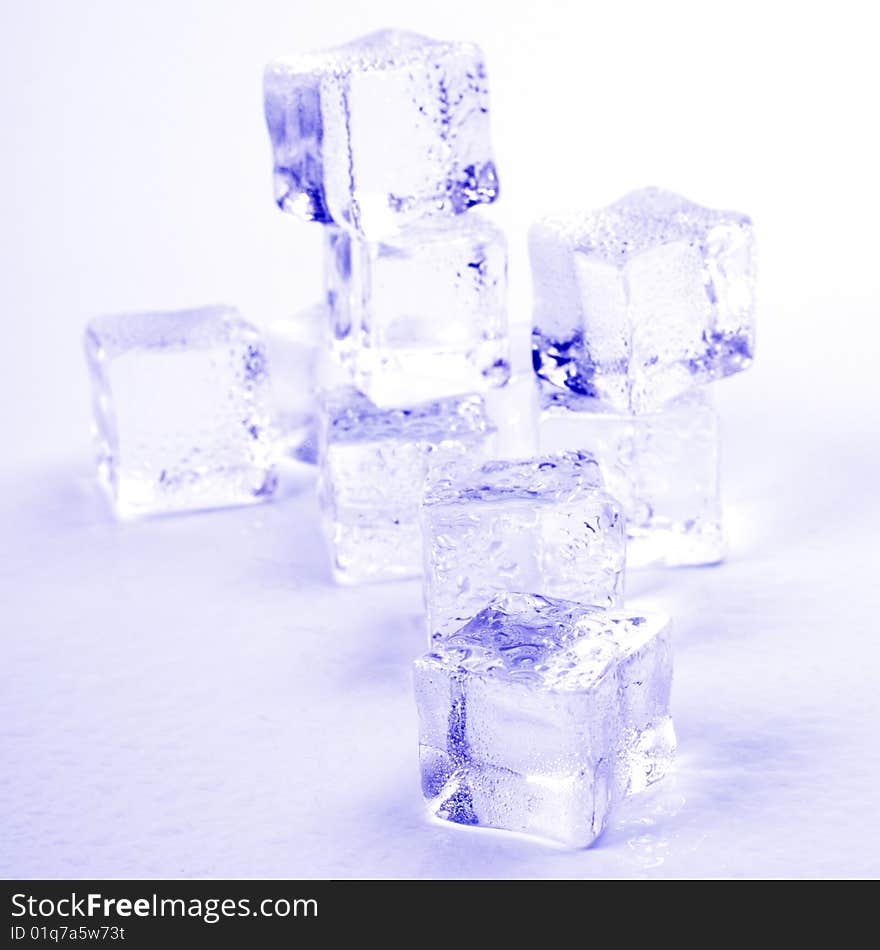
[
  {"xmin": 414, "ymin": 593, "xmax": 675, "ymax": 847},
  {"xmin": 540, "ymin": 390, "xmax": 723, "ymax": 566},
  {"xmin": 421, "ymin": 453, "xmax": 626, "ymax": 639},
  {"xmin": 84, "ymin": 306, "xmax": 277, "ymax": 518},
  {"xmin": 264, "ymin": 29, "xmax": 498, "ymax": 237},
  {"xmin": 530, "ymin": 187, "xmax": 756, "ymax": 413},
  {"xmin": 319, "ymin": 387, "xmax": 496, "ymax": 584},
  {"xmin": 324, "ymin": 215, "xmax": 509, "ymax": 408}
]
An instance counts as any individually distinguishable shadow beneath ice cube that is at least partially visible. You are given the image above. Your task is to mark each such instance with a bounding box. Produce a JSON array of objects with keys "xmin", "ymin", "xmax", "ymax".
[
  {"xmin": 1, "ymin": 456, "xmax": 335, "ymax": 597},
  {"xmin": 357, "ymin": 781, "xmax": 588, "ymax": 879},
  {"xmin": 347, "ymin": 712, "xmax": 815, "ymax": 877},
  {"xmin": 595, "ymin": 715, "xmax": 817, "ymax": 872},
  {"xmin": 3, "ymin": 460, "xmax": 116, "ymax": 531},
  {"xmin": 331, "ymin": 584, "xmax": 428, "ymax": 686},
  {"xmin": 233, "ymin": 490, "xmax": 333, "ymax": 590}
]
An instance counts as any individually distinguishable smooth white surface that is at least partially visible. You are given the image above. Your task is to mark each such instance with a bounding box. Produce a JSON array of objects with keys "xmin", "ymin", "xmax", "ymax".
[{"xmin": 1, "ymin": 0, "xmax": 879, "ymax": 879}]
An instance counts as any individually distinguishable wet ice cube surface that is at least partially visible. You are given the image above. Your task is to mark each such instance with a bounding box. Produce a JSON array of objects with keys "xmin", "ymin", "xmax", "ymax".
[
  {"xmin": 325, "ymin": 215, "xmax": 509, "ymax": 407},
  {"xmin": 540, "ymin": 390, "xmax": 723, "ymax": 566},
  {"xmin": 414, "ymin": 593, "xmax": 675, "ymax": 847},
  {"xmin": 530, "ymin": 187, "xmax": 756, "ymax": 413},
  {"xmin": 264, "ymin": 29, "xmax": 498, "ymax": 236},
  {"xmin": 83, "ymin": 306, "xmax": 277, "ymax": 518},
  {"xmin": 421, "ymin": 452, "xmax": 626, "ymax": 639},
  {"xmin": 318, "ymin": 387, "xmax": 496, "ymax": 584}
]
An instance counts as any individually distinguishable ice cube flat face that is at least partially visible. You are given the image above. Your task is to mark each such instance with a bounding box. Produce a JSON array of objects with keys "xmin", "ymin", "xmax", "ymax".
[
  {"xmin": 319, "ymin": 387, "xmax": 496, "ymax": 584},
  {"xmin": 530, "ymin": 188, "xmax": 756, "ymax": 413},
  {"xmin": 421, "ymin": 453, "xmax": 626, "ymax": 639},
  {"xmin": 324, "ymin": 216, "xmax": 509, "ymax": 407},
  {"xmin": 84, "ymin": 307, "xmax": 278, "ymax": 519},
  {"xmin": 540, "ymin": 390, "xmax": 723, "ymax": 567},
  {"xmin": 264, "ymin": 30, "xmax": 498, "ymax": 237},
  {"xmin": 414, "ymin": 593, "xmax": 675, "ymax": 847}
]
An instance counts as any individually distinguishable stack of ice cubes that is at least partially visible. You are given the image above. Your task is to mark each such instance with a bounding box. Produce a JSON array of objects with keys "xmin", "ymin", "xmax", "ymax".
[
  {"xmin": 263, "ymin": 30, "xmax": 685, "ymax": 847},
  {"xmin": 415, "ymin": 450, "xmax": 679, "ymax": 847},
  {"xmin": 532, "ymin": 188, "xmax": 757, "ymax": 565},
  {"xmin": 79, "ymin": 28, "xmax": 753, "ymax": 850},
  {"xmin": 264, "ymin": 29, "xmax": 510, "ymax": 583}
]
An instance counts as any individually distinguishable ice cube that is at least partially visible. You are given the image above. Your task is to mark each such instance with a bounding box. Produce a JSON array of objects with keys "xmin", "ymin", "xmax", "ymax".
[
  {"xmin": 540, "ymin": 390, "xmax": 723, "ymax": 566},
  {"xmin": 84, "ymin": 306, "xmax": 277, "ymax": 518},
  {"xmin": 325, "ymin": 215, "xmax": 509, "ymax": 407},
  {"xmin": 414, "ymin": 593, "xmax": 675, "ymax": 847},
  {"xmin": 530, "ymin": 187, "xmax": 756, "ymax": 412},
  {"xmin": 264, "ymin": 29, "xmax": 498, "ymax": 237},
  {"xmin": 319, "ymin": 387, "xmax": 496, "ymax": 584},
  {"xmin": 421, "ymin": 452, "xmax": 625, "ymax": 639}
]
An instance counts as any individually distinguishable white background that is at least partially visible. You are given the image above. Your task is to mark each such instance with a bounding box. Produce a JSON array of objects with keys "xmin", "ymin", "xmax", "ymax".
[{"xmin": 1, "ymin": 0, "xmax": 879, "ymax": 878}]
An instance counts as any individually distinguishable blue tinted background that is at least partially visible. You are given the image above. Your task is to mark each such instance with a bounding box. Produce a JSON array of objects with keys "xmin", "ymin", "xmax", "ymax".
[{"xmin": 1, "ymin": 0, "xmax": 878, "ymax": 877}]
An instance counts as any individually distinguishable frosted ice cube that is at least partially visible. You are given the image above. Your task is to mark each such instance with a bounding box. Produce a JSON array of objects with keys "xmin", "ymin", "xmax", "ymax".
[
  {"xmin": 540, "ymin": 390, "xmax": 723, "ymax": 566},
  {"xmin": 324, "ymin": 215, "xmax": 509, "ymax": 407},
  {"xmin": 319, "ymin": 387, "xmax": 496, "ymax": 584},
  {"xmin": 421, "ymin": 453, "xmax": 625, "ymax": 639},
  {"xmin": 84, "ymin": 306, "xmax": 277, "ymax": 518},
  {"xmin": 264, "ymin": 30, "xmax": 498, "ymax": 236},
  {"xmin": 414, "ymin": 593, "xmax": 675, "ymax": 847},
  {"xmin": 530, "ymin": 187, "xmax": 756, "ymax": 412}
]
